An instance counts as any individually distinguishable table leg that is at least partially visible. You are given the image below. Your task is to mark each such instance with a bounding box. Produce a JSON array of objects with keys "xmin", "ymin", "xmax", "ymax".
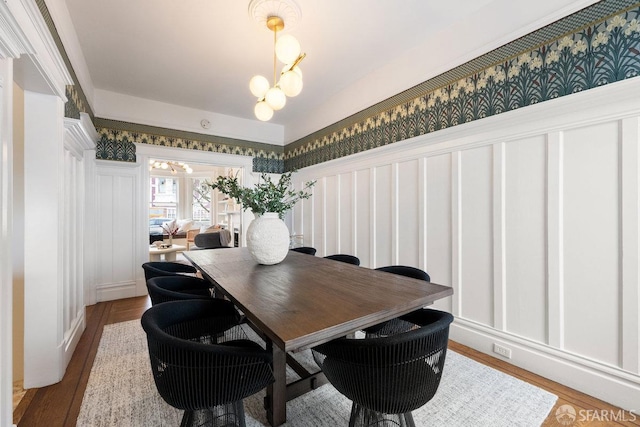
[
  {"xmin": 266, "ymin": 340, "xmax": 286, "ymax": 426},
  {"xmin": 165, "ymin": 251, "xmax": 177, "ymax": 261},
  {"xmin": 149, "ymin": 253, "xmax": 161, "ymax": 261}
]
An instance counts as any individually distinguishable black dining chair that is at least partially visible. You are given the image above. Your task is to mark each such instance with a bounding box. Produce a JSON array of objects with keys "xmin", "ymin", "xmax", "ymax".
[
  {"xmin": 324, "ymin": 254, "xmax": 361, "ymax": 266},
  {"xmin": 313, "ymin": 308, "xmax": 454, "ymax": 427},
  {"xmin": 363, "ymin": 265, "xmax": 431, "ymax": 338},
  {"xmin": 291, "ymin": 246, "xmax": 317, "ymax": 255},
  {"xmin": 146, "ymin": 275, "xmax": 215, "ymax": 305},
  {"xmin": 142, "ymin": 261, "xmax": 198, "ymax": 282},
  {"xmin": 141, "ymin": 299, "xmax": 274, "ymax": 427}
]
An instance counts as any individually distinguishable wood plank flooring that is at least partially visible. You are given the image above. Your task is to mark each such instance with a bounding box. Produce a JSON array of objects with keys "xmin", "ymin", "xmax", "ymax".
[{"xmin": 14, "ymin": 296, "xmax": 639, "ymax": 427}]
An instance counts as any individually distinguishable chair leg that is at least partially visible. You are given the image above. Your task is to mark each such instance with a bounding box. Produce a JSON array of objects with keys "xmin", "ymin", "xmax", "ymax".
[
  {"xmin": 348, "ymin": 402, "xmax": 360, "ymax": 427},
  {"xmin": 401, "ymin": 412, "xmax": 416, "ymax": 427}
]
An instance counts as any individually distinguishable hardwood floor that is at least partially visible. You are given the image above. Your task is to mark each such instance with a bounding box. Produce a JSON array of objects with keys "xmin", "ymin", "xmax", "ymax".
[{"xmin": 14, "ymin": 296, "xmax": 639, "ymax": 427}]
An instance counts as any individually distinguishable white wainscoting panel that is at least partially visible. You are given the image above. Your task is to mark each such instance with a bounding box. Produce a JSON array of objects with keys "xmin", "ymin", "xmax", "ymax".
[
  {"xmin": 563, "ymin": 122, "xmax": 621, "ymax": 367},
  {"xmin": 426, "ymin": 154, "xmax": 453, "ymax": 313},
  {"xmin": 504, "ymin": 135, "xmax": 547, "ymax": 344},
  {"xmin": 355, "ymin": 169, "xmax": 371, "ymax": 267},
  {"xmin": 324, "ymin": 175, "xmax": 337, "ymax": 257},
  {"xmin": 397, "ymin": 159, "xmax": 420, "ymax": 267},
  {"xmin": 338, "ymin": 172, "xmax": 354, "ymax": 255},
  {"xmin": 374, "ymin": 164, "xmax": 393, "ymax": 268},
  {"xmin": 460, "ymin": 145, "xmax": 494, "ymax": 327},
  {"xmin": 313, "ymin": 177, "xmax": 325, "ymax": 255},
  {"xmin": 95, "ymin": 163, "xmax": 140, "ymax": 301},
  {"xmin": 291, "ymin": 78, "xmax": 640, "ymax": 410}
]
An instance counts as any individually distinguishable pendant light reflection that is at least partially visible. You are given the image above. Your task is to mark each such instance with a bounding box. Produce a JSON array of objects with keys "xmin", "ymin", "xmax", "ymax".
[{"xmin": 149, "ymin": 160, "xmax": 193, "ymax": 175}]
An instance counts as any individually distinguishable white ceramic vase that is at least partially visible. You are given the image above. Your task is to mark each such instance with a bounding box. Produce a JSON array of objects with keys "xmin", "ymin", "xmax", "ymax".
[{"xmin": 246, "ymin": 212, "xmax": 290, "ymax": 265}]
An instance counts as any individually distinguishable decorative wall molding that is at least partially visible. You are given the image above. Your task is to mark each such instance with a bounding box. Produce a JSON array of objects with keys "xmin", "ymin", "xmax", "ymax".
[
  {"xmin": 8, "ymin": 0, "xmax": 73, "ymax": 99},
  {"xmin": 0, "ymin": 1, "xmax": 33, "ymax": 59},
  {"xmin": 63, "ymin": 112, "xmax": 98, "ymax": 159},
  {"xmin": 284, "ymin": 0, "xmax": 640, "ymax": 170},
  {"xmin": 290, "ymin": 78, "xmax": 640, "ymax": 410}
]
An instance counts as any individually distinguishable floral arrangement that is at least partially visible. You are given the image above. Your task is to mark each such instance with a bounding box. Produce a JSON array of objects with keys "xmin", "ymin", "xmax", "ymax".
[
  {"xmin": 161, "ymin": 220, "xmax": 179, "ymax": 236},
  {"xmin": 204, "ymin": 171, "xmax": 315, "ymax": 219}
]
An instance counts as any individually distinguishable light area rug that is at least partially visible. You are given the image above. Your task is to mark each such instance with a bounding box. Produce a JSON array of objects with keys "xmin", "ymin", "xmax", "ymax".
[{"xmin": 77, "ymin": 320, "xmax": 557, "ymax": 427}]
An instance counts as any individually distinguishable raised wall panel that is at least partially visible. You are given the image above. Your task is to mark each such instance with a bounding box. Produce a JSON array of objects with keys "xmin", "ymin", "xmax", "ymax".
[
  {"xmin": 504, "ymin": 136, "xmax": 547, "ymax": 343},
  {"xmin": 563, "ymin": 122, "xmax": 620, "ymax": 367},
  {"xmin": 374, "ymin": 164, "xmax": 393, "ymax": 268},
  {"xmin": 426, "ymin": 154, "xmax": 453, "ymax": 312},
  {"xmin": 313, "ymin": 178, "xmax": 325, "ymax": 255},
  {"xmin": 355, "ymin": 169, "xmax": 371, "ymax": 267},
  {"xmin": 397, "ymin": 159, "xmax": 420, "ymax": 267},
  {"xmin": 97, "ymin": 174, "xmax": 136, "ymax": 287},
  {"xmin": 302, "ymin": 189, "xmax": 313, "ymax": 247},
  {"xmin": 324, "ymin": 175, "xmax": 337, "ymax": 256},
  {"xmin": 339, "ymin": 172, "xmax": 354, "ymax": 255},
  {"xmin": 460, "ymin": 146, "xmax": 494, "ymax": 326}
]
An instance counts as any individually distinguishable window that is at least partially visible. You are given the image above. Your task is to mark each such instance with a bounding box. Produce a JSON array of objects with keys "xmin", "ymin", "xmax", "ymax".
[
  {"xmin": 191, "ymin": 177, "xmax": 211, "ymax": 226},
  {"xmin": 150, "ymin": 177, "xmax": 178, "ymax": 220}
]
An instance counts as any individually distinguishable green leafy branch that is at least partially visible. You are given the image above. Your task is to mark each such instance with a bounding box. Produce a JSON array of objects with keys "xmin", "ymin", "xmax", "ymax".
[{"xmin": 203, "ymin": 171, "xmax": 315, "ymax": 219}]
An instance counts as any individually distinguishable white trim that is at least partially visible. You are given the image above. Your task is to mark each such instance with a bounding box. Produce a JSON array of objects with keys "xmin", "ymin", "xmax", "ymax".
[
  {"xmin": 6, "ymin": 0, "xmax": 72, "ymax": 98},
  {"xmin": 621, "ymin": 117, "xmax": 640, "ymax": 374},
  {"xmin": 0, "ymin": 0, "xmax": 33, "ymax": 59},
  {"xmin": 451, "ymin": 151, "xmax": 462, "ymax": 318},
  {"xmin": 0, "ymin": 58, "xmax": 13, "ymax": 427},
  {"xmin": 492, "ymin": 143, "xmax": 506, "ymax": 331},
  {"xmin": 96, "ymin": 281, "xmax": 137, "ymax": 302},
  {"xmin": 63, "ymin": 112, "xmax": 98, "ymax": 159},
  {"xmin": 547, "ymin": 131, "xmax": 564, "ymax": 349}
]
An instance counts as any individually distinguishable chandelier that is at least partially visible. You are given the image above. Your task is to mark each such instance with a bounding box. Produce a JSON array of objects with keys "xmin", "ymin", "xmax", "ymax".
[
  {"xmin": 248, "ymin": 0, "xmax": 306, "ymax": 121},
  {"xmin": 149, "ymin": 160, "xmax": 193, "ymax": 175}
]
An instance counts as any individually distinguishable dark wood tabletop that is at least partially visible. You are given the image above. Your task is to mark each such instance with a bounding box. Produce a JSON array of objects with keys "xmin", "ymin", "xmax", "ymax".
[
  {"xmin": 184, "ymin": 247, "xmax": 454, "ymax": 352},
  {"xmin": 184, "ymin": 247, "xmax": 453, "ymax": 426}
]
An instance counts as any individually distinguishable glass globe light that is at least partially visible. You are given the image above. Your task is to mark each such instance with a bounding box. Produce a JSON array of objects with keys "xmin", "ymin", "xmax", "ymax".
[
  {"xmin": 265, "ymin": 86, "xmax": 286, "ymax": 110},
  {"xmin": 249, "ymin": 75, "xmax": 270, "ymax": 98},
  {"xmin": 160, "ymin": 162, "xmax": 168, "ymax": 169},
  {"xmin": 279, "ymin": 70, "xmax": 303, "ymax": 97},
  {"xmin": 185, "ymin": 167, "xmax": 193, "ymax": 174},
  {"xmin": 275, "ymin": 34, "xmax": 301, "ymax": 64},
  {"xmin": 254, "ymin": 100, "xmax": 274, "ymax": 121}
]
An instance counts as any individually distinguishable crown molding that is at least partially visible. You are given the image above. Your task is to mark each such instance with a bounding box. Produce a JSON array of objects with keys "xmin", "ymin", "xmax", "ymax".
[
  {"xmin": 0, "ymin": 0, "xmax": 33, "ymax": 58},
  {"xmin": 5, "ymin": 0, "xmax": 72, "ymax": 99}
]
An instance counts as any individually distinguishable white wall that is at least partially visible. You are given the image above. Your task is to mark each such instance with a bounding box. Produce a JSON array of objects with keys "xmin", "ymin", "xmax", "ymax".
[{"xmin": 291, "ymin": 78, "xmax": 640, "ymax": 411}]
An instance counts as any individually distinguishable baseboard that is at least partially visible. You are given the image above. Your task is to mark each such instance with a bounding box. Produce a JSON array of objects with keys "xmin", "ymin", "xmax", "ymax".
[
  {"xmin": 96, "ymin": 281, "xmax": 137, "ymax": 302},
  {"xmin": 63, "ymin": 310, "xmax": 85, "ymax": 369},
  {"xmin": 450, "ymin": 319, "xmax": 640, "ymax": 411}
]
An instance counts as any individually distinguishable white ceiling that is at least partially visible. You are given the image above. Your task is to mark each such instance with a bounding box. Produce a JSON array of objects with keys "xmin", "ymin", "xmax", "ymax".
[{"xmin": 61, "ymin": 0, "xmax": 599, "ymax": 144}]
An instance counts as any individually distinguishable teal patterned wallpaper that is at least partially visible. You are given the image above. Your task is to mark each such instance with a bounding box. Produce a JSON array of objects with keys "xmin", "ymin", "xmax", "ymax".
[
  {"xmin": 94, "ymin": 120, "xmax": 285, "ymax": 173},
  {"xmin": 284, "ymin": 0, "xmax": 640, "ymax": 170}
]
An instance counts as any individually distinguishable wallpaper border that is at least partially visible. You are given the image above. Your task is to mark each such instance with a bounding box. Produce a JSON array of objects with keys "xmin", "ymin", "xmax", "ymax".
[{"xmin": 284, "ymin": 0, "xmax": 640, "ymax": 170}]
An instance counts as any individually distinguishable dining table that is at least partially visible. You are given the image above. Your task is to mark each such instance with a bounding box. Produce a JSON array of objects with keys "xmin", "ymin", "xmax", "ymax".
[{"xmin": 183, "ymin": 247, "xmax": 454, "ymax": 426}]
